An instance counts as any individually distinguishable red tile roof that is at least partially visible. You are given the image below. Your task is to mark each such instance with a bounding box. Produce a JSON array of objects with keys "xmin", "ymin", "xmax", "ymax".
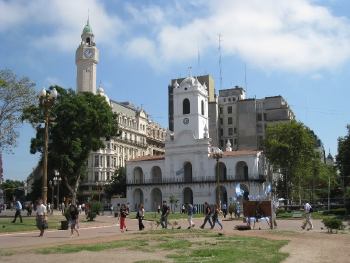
[{"xmin": 127, "ymin": 155, "xmax": 165, "ymax": 162}]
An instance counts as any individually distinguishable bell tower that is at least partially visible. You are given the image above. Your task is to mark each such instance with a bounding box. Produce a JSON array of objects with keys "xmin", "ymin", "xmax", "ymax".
[{"xmin": 76, "ymin": 18, "xmax": 99, "ymax": 94}]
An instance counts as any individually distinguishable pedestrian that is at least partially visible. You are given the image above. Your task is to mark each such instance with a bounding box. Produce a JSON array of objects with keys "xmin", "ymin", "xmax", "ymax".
[
  {"xmin": 69, "ymin": 203, "xmax": 80, "ymax": 237},
  {"xmin": 78, "ymin": 204, "xmax": 82, "ymax": 214},
  {"xmin": 301, "ymin": 202, "xmax": 313, "ymax": 231},
  {"xmin": 61, "ymin": 202, "xmax": 65, "ymax": 215},
  {"xmin": 12, "ymin": 199, "xmax": 23, "ymax": 223},
  {"xmin": 272, "ymin": 199, "xmax": 278, "ymax": 228},
  {"xmin": 119, "ymin": 204, "xmax": 128, "ymax": 232},
  {"xmin": 235, "ymin": 201, "xmax": 241, "ymax": 218},
  {"xmin": 211, "ymin": 204, "xmax": 223, "ymax": 230},
  {"xmin": 222, "ymin": 203, "xmax": 227, "ymax": 218},
  {"xmin": 160, "ymin": 200, "xmax": 170, "ymax": 229},
  {"xmin": 137, "ymin": 204, "xmax": 145, "ymax": 230},
  {"xmin": 36, "ymin": 199, "xmax": 47, "ymax": 237},
  {"xmin": 181, "ymin": 204, "xmax": 186, "ymax": 214},
  {"xmin": 200, "ymin": 202, "xmax": 213, "ymax": 229},
  {"xmin": 157, "ymin": 204, "xmax": 161, "ymax": 214},
  {"xmin": 187, "ymin": 203, "xmax": 195, "ymax": 229},
  {"xmin": 27, "ymin": 202, "xmax": 33, "ymax": 216}
]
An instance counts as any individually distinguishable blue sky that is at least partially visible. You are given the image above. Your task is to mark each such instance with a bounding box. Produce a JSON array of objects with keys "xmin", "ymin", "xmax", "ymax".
[{"xmin": 1, "ymin": 0, "xmax": 350, "ymax": 181}]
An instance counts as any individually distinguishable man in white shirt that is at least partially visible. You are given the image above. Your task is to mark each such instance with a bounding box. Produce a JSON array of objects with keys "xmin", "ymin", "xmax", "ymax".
[
  {"xmin": 36, "ymin": 199, "xmax": 47, "ymax": 237},
  {"xmin": 301, "ymin": 202, "xmax": 313, "ymax": 230}
]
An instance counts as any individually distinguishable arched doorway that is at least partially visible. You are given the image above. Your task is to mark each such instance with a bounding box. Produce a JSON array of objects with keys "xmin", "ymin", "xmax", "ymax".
[
  {"xmin": 184, "ymin": 162, "xmax": 192, "ymax": 182},
  {"xmin": 216, "ymin": 185, "xmax": 228, "ymax": 205},
  {"xmin": 151, "ymin": 166, "xmax": 162, "ymax": 183},
  {"xmin": 151, "ymin": 188, "xmax": 162, "ymax": 211},
  {"xmin": 215, "ymin": 162, "xmax": 227, "ymax": 181},
  {"xmin": 183, "ymin": 187, "xmax": 193, "ymax": 204},
  {"xmin": 236, "ymin": 161, "xmax": 248, "ymax": 180},
  {"xmin": 133, "ymin": 167, "xmax": 144, "ymax": 183},
  {"xmin": 133, "ymin": 188, "xmax": 144, "ymax": 209}
]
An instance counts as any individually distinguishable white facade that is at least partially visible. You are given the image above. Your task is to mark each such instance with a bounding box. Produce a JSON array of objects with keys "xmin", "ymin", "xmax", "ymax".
[{"xmin": 126, "ymin": 77, "xmax": 267, "ymax": 211}]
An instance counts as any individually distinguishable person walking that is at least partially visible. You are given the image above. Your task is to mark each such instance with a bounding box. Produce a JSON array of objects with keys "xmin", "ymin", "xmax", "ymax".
[
  {"xmin": 222, "ymin": 203, "xmax": 227, "ymax": 218},
  {"xmin": 200, "ymin": 202, "xmax": 213, "ymax": 229},
  {"xmin": 301, "ymin": 202, "xmax": 313, "ymax": 230},
  {"xmin": 211, "ymin": 204, "xmax": 223, "ymax": 230},
  {"xmin": 12, "ymin": 199, "xmax": 23, "ymax": 223},
  {"xmin": 119, "ymin": 204, "xmax": 129, "ymax": 232},
  {"xmin": 69, "ymin": 204, "xmax": 80, "ymax": 237},
  {"xmin": 187, "ymin": 203, "xmax": 195, "ymax": 229},
  {"xmin": 160, "ymin": 200, "xmax": 170, "ymax": 229},
  {"xmin": 137, "ymin": 204, "xmax": 145, "ymax": 231},
  {"xmin": 36, "ymin": 199, "xmax": 47, "ymax": 237}
]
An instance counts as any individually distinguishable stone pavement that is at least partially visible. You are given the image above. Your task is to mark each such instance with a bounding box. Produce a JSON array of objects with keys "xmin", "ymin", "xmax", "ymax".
[{"xmin": 0, "ymin": 215, "xmax": 325, "ymax": 250}]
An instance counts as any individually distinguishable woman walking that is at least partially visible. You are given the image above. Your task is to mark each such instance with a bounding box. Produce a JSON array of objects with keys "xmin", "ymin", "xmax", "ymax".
[
  {"xmin": 69, "ymin": 203, "xmax": 80, "ymax": 237},
  {"xmin": 36, "ymin": 199, "xmax": 47, "ymax": 237},
  {"xmin": 137, "ymin": 204, "xmax": 145, "ymax": 231},
  {"xmin": 120, "ymin": 204, "xmax": 129, "ymax": 232},
  {"xmin": 211, "ymin": 204, "xmax": 223, "ymax": 230}
]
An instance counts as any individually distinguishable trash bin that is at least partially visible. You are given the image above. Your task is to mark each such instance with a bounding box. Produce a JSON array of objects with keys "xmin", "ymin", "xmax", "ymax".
[{"xmin": 61, "ymin": 220, "xmax": 68, "ymax": 230}]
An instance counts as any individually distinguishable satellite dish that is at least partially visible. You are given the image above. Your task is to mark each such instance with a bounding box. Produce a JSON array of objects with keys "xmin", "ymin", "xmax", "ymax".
[
  {"xmin": 265, "ymin": 183, "xmax": 272, "ymax": 195},
  {"xmin": 235, "ymin": 184, "xmax": 242, "ymax": 197}
]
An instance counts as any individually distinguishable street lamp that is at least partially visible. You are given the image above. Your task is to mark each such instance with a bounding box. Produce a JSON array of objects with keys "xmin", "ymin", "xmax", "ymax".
[
  {"xmin": 39, "ymin": 87, "xmax": 58, "ymax": 205},
  {"xmin": 53, "ymin": 170, "xmax": 61, "ymax": 210},
  {"xmin": 212, "ymin": 147, "xmax": 223, "ymax": 208}
]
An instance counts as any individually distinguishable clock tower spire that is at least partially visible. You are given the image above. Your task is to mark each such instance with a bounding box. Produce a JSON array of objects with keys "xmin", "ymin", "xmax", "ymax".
[{"xmin": 76, "ymin": 18, "xmax": 99, "ymax": 94}]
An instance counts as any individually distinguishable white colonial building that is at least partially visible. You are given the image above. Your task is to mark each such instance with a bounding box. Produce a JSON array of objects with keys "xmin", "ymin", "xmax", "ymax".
[{"xmin": 126, "ymin": 77, "xmax": 268, "ymax": 211}]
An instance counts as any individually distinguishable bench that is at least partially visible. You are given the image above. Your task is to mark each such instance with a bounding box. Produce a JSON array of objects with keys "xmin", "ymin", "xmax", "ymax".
[{"xmin": 292, "ymin": 212, "xmax": 303, "ymax": 218}]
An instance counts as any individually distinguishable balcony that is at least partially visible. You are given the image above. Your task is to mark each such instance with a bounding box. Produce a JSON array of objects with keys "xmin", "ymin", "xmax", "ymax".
[{"xmin": 127, "ymin": 174, "xmax": 266, "ymax": 186}]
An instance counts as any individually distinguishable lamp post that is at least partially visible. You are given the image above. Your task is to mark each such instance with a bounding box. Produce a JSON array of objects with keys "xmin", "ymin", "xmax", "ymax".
[
  {"xmin": 49, "ymin": 180, "xmax": 54, "ymax": 206},
  {"xmin": 53, "ymin": 170, "xmax": 61, "ymax": 210},
  {"xmin": 39, "ymin": 88, "xmax": 58, "ymax": 205},
  {"xmin": 212, "ymin": 147, "xmax": 223, "ymax": 208}
]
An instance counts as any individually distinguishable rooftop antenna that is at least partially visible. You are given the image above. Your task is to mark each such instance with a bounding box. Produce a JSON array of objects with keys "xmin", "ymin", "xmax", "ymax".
[
  {"xmin": 87, "ymin": 9, "xmax": 90, "ymax": 24},
  {"xmin": 188, "ymin": 66, "xmax": 192, "ymax": 77},
  {"xmin": 244, "ymin": 63, "xmax": 248, "ymax": 94},
  {"xmin": 218, "ymin": 34, "xmax": 223, "ymax": 90}
]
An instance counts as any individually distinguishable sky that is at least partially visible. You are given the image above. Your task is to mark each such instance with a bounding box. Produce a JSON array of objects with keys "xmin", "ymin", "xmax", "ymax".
[{"xmin": 1, "ymin": 0, "xmax": 349, "ymax": 181}]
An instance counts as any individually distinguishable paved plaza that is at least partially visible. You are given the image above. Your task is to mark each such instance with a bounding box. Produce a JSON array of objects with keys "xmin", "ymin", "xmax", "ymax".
[{"xmin": 0, "ymin": 214, "xmax": 349, "ymax": 263}]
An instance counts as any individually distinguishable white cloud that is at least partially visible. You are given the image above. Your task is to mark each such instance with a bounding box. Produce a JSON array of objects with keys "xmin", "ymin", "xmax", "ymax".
[
  {"xmin": 124, "ymin": 0, "xmax": 350, "ymax": 72},
  {"xmin": 1, "ymin": 0, "xmax": 350, "ymax": 73},
  {"xmin": 0, "ymin": 0, "xmax": 124, "ymax": 52}
]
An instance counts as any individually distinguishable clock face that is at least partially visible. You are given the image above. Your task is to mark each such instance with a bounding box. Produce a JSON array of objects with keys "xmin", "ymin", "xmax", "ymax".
[
  {"xmin": 83, "ymin": 48, "xmax": 94, "ymax": 58},
  {"xmin": 183, "ymin": 118, "xmax": 189, "ymax": 125}
]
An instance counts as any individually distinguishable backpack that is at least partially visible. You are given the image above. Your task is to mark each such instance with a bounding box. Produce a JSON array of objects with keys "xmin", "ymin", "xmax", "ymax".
[
  {"xmin": 309, "ymin": 207, "xmax": 313, "ymax": 213},
  {"xmin": 136, "ymin": 210, "xmax": 140, "ymax": 219}
]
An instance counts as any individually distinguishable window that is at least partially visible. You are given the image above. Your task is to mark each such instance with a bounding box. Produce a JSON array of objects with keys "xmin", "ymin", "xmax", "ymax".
[
  {"xmin": 228, "ymin": 98, "xmax": 231, "ymax": 102},
  {"xmin": 228, "ymin": 117, "xmax": 232, "ymax": 125},
  {"xmin": 257, "ymin": 113, "xmax": 262, "ymax": 121},
  {"xmin": 227, "ymin": 106, "xmax": 232, "ymax": 114},
  {"xmin": 264, "ymin": 113, "xmax": 267, "ymax": 121},
  {"xmin": 219, "ymin": 107, "xmax": 223, "ymax": 114},
  {"xmin": 228, "ymin": 128, "xmax": 233, "ymax": 135},
  {"xmin": 230, "ymin": 139, "xmax": 233, "ymax": 146},
  {"xmin": 94, "ymin": 172, "xmax": 99, "ymax": 182},
  {"xmin": 220, "ymin": 118, "xmax": 223, "ymax": 125},
  {"xmin": 234, "ymin": 138, "xmax": 237, "ymax": 145},
  {"xmin": 220, "ymin": 129, "xmax": 223, "ymax": 136},
  {"xmin": 223, "ymin": 98, "xmax": 226, "ymax": 102},
  {"xmin": 201, "ymin": 100, "xmax": 204, "ymax": 115},
  {"xmin": 107, "ymin": 156, "xmax": 110, "ymax": 167},
  {"xmin": 183, "ymin": 98, "xmax": 190, "ymax": 114},
  {"xmin": 94, "ymin": 155, "xmax": 99, "ymax": 167}
]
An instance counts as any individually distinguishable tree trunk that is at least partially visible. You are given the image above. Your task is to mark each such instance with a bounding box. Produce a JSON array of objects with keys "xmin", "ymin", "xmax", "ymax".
[{"xmin": 63, "ymin": 172, "xmax": 81, "ymax": 205}]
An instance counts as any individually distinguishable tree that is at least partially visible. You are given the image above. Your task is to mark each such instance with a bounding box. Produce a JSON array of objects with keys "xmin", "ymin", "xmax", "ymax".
[
  {"xmin": 23, "ymin": 87, "xmax": 119, "ymax": 204},
  {"xmin": 336, "ymin": 125, "xmax": 350, "ymax": 189},
  {"xmin": 0, "ymin": 69, "xmax": 36, "ymax": 152},
  {"xmin": 263, "ymin": 120, "xmax": 317, "ymax": 204},
  {"xmin": 0, "ymin": 179, "xmax": 24, "ymax": 203},
  {"xmin": 104, "ymin": 167, "xmax": 126, "ymax": 199},
  {"xmin": 169, "ymin": 194, "xmax": 179, "ymax": 213}
]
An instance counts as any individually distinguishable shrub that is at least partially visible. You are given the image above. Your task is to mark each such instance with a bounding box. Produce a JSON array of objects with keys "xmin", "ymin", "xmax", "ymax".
[
  {"xmin": 86, "ymin": 201, "xmax": 102, "ymax": 221},
  {"xmin": 322, "ymin": 218, "xmax": 344, "ymax": 233},
  {"xmin": 322, "ymin": 208, "xmax": 347, "ymax": 216}
]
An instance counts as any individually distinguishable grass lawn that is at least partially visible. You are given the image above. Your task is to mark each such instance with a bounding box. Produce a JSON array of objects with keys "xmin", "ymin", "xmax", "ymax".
[
  {"xmin": 276, "ymin": 211, "xmax": 340, "ymax": 220},
  {"xmin": 0, "ymin": 215, "xmax": 66, "ymax": 233},
  {"xmin": 35, "ymin": 229, "xmax": 289, "ymax": 263}
]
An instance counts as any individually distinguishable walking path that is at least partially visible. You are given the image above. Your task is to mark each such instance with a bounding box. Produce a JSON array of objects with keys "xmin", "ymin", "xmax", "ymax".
[{"xmin": 0, "ymin": 215, "xmax": 349, "ymax": 263}]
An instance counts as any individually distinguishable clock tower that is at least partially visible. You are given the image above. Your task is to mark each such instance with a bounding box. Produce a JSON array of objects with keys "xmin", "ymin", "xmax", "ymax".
[{"xmin": 76, "ymin": 19, "xmax": 99, "ymax": 94}]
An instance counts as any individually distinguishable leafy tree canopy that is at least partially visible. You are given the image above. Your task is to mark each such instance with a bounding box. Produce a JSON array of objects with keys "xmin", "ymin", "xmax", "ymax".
[
  {"xmin": 0, "ymin": 69, "xmax": 36, "ymax": 152},
  {"xmin": 104, "ymin": 167, "xmax": 126, "ymax": 199},
  {"xmin": 336, "ymin": 125, "xmax": 350, "ymax": 188},
  {"xmin": 23, "ymin": 86, "xmax": 119, "ymax": 204}
]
